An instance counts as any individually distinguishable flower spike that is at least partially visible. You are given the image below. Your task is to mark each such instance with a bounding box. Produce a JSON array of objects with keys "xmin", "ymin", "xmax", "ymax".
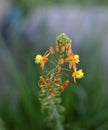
[{"xmin": 34, "ymin": 33, "xmax": 84, "ymax": 129}]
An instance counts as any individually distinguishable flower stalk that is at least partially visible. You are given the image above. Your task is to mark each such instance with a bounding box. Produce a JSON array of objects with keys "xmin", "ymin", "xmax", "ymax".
[
  {"xmin": 34, "ymin": 33, "xmax": 84, "ymax": 129},
  {"xmin": 51, "ymin": 98, "xmax": 64, "ymax": 130}
]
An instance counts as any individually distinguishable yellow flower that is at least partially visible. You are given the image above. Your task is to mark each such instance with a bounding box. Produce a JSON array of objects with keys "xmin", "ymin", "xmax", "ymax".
[
  {"xmin": 35, "ymin": 51, "xmax": 50, "ymax": 70},
  {"xmin": 72, "ymin": 69, "xmax": 84, "ymax": 83},
  {"xmin": 35, "ymin": 55, "xmax": 43, "ymax": 63},
  {"xmin": 65, "ymin": 52, "xmax": 80, "ymax": 69},
  {"xmin": 65, "ymin": 52, "xmax": 79, "ymax": 64},
  {"xmin": 74, "ymin": 55, "xmax": 80, "ymax": 63}
]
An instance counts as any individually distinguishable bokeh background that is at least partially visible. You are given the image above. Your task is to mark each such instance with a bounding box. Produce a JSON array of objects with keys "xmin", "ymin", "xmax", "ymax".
[{"xmin": 0, "ymin": 0, "xmax": 108, "ymax": 130}]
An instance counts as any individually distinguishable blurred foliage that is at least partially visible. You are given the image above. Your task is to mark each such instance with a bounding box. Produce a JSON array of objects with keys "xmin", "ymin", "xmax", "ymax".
[
  {"xmin": 0, "ymin": 0, "xmax": 108, "ymax": 129},
  {"xmin": 0, "ymin": 29, "xmax": 108, "ymax": 130},
  {"xmin": 0, "ymin": 118, "xmax": 6, "ymax": 130},
  {"xmin": 14, "ymin": 0, "xmax": 108, "ymax": 13}
]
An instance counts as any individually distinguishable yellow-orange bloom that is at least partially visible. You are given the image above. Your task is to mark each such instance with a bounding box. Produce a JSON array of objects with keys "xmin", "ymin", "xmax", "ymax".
[
  {"xmin": 35, "ymin": 51, "xmax": 50, "ymax": 70},
  {"xmin": 65, "ymin": 52, "xmax": 79, "ymax": 72},
  {"xmin": 72, "ymin": 69, "xmax": 84, "ymax": 83},
  {"xmin": 65, "ymin": 52, "xmax": 80, "ymax": 69}
]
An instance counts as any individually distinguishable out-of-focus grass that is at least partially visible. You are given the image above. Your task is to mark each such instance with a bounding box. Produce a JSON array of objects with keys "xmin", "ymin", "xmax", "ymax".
[
  {"xmin": 62, "ymin": 39, "xmax": 108, "ymax": 130},
  {"xmin": 0, "ymin": 37, "xmax": 44, "ymax": 130},
  {"xmin": 15, "ymin": 0, "xmax": 108, "ymax": 14},
  {"xmin": 0, "ymin": 33, "xmax": 108, "ymax": 130},
  {"xmin": 0, "ymin": 118, "xmax": 6, "ymax": 130}
]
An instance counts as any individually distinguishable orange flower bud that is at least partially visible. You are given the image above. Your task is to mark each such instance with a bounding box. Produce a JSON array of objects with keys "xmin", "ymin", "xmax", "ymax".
[
  {"xmin": 60, "ymin": 86, "xmax": 64, "ymax": 92},
  {"xmin": 54, "ymin": 79, "xmax": 59, "ymax": 83},
  {"xmin": 56, "ymin": 45, "xmax": 59, "ymax": 52},
  {"xmin": 58, "ymin": 58, "xmax": 64, "ymax": 65},
  {"xmin": 40, "ymin": 76, "xmax": 45, "ymax": 84},
  {"xmin": 49, "ymin": 88, "xmax": 54, "ymax": 93},
  {"xmin": 46, "ymin": 79, "xmax": 50, "ymax": 83},
  {"xmin": 61, "ymin": 46, "xmax": 65, "ymax": 52},
  {"xmin": 49, "ymin": 46, "xmax": 54, "ymax": 54},
  {"xmin": 65, "ymin": 43, "xmax": 71, "ymax": 49},
  {"xmin": 63, "ymin": 80, "xmax": 69, "ymax": 88}
]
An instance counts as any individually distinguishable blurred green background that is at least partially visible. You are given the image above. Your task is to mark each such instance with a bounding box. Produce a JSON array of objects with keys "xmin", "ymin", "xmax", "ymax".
[{"xmin": 0, "ymin": 0, "xmax": 108, "ymax": 130}]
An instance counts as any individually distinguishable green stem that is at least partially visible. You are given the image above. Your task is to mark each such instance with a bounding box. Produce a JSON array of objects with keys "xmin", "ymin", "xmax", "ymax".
[{"xmin": 51, "ymin": 98, "xmax": 64, "ymax": 130}]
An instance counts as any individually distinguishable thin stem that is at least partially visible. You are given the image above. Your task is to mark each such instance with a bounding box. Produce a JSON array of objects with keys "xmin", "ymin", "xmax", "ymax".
[
  {"xmin": 62, "ymin": 68, "xmax": 72, "ymax": 72},
  {"xmin": 51, "ymin": 98, "xmax": 64, "ymax": 130},
  {"xmin": 49, "ymin": 61, "xmax": 57, "ymax": 66}
]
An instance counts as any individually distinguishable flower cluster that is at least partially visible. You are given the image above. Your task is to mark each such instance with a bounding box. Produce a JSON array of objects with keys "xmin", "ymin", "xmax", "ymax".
[
  {"xmin": 35, "ymin": 33, "xmax": 84, "ymax": 84},
  {"xmin": 34, "ymin": 33, "xmax": 84, "ymax": 128},
  {"xmin": 39, "ymin": 76, "xmax": 69, "ymax": 94}
]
